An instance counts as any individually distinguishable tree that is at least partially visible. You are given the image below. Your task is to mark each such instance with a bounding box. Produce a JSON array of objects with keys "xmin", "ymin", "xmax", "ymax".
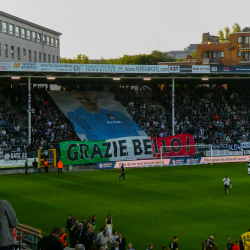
[
  {"xmin": 218, "ymin": 23, "xmax": 242, "ymax": 43},
  {"xmin": 190, "ymin": 50, "xmax": 197, "ymax": 59},
  {"xmin": 60, "ymin": 54, "xmax": 91, "ymax": 64},
  {"xmin": 232, "ymin": 23, "xmax": 241, "ymax": 33}
]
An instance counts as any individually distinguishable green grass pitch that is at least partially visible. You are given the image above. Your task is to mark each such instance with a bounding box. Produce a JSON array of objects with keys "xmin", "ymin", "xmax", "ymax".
[{"xmin": 1, "ymin": 163, "xmax": 249, "ymax": 249}]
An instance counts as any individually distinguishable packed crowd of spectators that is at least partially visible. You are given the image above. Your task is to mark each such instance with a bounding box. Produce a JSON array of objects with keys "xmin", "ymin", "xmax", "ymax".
[
  {"xmin": 0, "ymin": 86, "xmax": 31, "ymax": 158},
  {"xmin": 1, "ymin": 83, "xmax": 250, "ymax": 156},
  {"xmin": 158, "ymin": 84, "xmax": 250, "ymax": 144},
  {"xmin": 30, "ymin": 86, "xmax": 79, "ymax": 153},
  {"xmin": 114, "ymin": 87, "xmax": 171, "ymax": 138}
]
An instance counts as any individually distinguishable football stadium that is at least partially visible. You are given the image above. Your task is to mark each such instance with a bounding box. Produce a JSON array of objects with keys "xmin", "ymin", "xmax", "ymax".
[{"xmin": 1, "ymin": 8, "xmax": 250, "ymax": 250}]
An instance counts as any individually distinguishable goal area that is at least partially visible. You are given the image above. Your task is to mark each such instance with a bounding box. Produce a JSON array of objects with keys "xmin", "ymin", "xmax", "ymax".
[{"xmin": 160, "ymin": 144, "xmax": 212, "ymax": 167}]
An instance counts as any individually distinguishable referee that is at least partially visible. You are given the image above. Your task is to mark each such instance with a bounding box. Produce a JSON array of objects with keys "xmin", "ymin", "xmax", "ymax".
[{"xmin": 118, "ymin": 163, "xmax": 125, "ymax": 180}]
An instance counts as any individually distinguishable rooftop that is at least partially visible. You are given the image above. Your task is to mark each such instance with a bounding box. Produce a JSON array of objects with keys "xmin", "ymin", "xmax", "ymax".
[{"xmin": 0, "ymin": 11, "xmax": 62, "ymax": 36}]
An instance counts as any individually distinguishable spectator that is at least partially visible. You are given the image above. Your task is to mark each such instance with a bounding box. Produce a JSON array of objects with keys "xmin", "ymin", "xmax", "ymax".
[
  {"xmin": 232, "ymin": 241, "xmax": 240, "ymax": 250},
  {"xmin": 78, "ymin": 223, "xmax": 85, "ymax": 245},
  {"xmin": 226, "ymin": 238, "xmax": 234, "ymax": 250},
  {"xmin": 116, "ymin": 234, "xmax": 126, "ymax": 250},
  {"xmin": 146, "ymin": 243, "xmax": 153, "ymax": 250},
  {"xmin": 87, "ymin": 217, "xmax": 95, "ymax": 233},
  {"xmin": 110, "ymin": 231, "xmax": 118, "ymax": 248},
  {"xmin": 100, "ymin": 231, "xmax": 110, "ymax": 250},
  {"xmin": 96, "ymin": 228, "xmax": 104, "ymax": 250},
  {"xmin": 168, "ymin": 236, "xmax": 178, "ymax": 250},
  {"xmin": 105, "ymin": 214, "xmax": 113, "ymax": 236},
  {"xmin": 83, "ymin": 227, "xmax": 94, "ymax": 250},
  {"xmin": 32, "ymin": 159, "xmax": 39, "ymax": 175},
  {"xmin": 111, "ymin": 242, "xmax": 120, "ymax": 250},
  {"xmin": 25, "ymin": 159, "xmax": 28, "ymax": 175},
  {"xmin": 0, "ymin": 200, "xmax": 18, "ymax": 250},
  {"xmin": 75, "ymin": 244, "xmax": 85, "ymax": 250},
  {"xmin": 127, "ymin": 243, "xmax": 134, "ymax": 250},
  {"xmin": 35, "ymin": 227, "xmax": 63, "ymax": 250}
]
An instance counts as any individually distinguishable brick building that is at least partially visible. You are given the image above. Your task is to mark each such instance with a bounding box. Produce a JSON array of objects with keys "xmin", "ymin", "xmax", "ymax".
[{"xmin": 197, "ymin": 31, "xmax": 250, "ymax": 66}]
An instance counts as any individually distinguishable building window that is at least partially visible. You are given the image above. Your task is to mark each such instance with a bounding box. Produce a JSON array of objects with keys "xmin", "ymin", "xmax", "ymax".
[
  {"xmin": 32, "ymin": 31, "xmax": 36, "ymax": 42},
  {"xmin": 37, "ymin": 33, "xmax": 41, "ymax": 43},
  {"xmin": 21, "ymin": 28, "xmax": 26, "ymax": 38},
  {"xmin": 238, "ymin": 36, "xmax": 244, "ymax": 44},
  {"xmin": 27, "ymin": 30, "xmax": 31, "ymax": 40},
  {"xmin": 0, "ymin": 43, "xmax": 1, "ymax": 56},
  {"xmin": 57, "ymin": 56, "xmax": 59, "ymax": 63},
  {"xmin": 34, "ymin": 51, "xmax": 37, "ymax": 62},
  {"xmin": 55, "ymin": 39, "xmax": 59, "ymax": 48},
  {"xmin": 15, "ymin": 26, "xmax": 20, "ymax": 37},
  {"xmin": 17, "ymin": 47, "xmax": 20, "ymax": 59},
  {"xmin": 29, "ymin": 50, "xmax": 31, "ymax": 61},
  {"xmin": 48, "ymin": 54, "xmax": 51, "ymax": 63},
  {"xmin": 51, "ymin": 38, "xmax": 54, "ymax": 47},
  {"xmin": 44, "ymin": 53, "xmax": 46, "ymax": 63},
  {"xmin": 238, "ymin": 50, "xmax": 242, "ymax": 57},
  {"xmin": 52, "ymin": 55, "xmax": 55, "ymax": 63},
  {"xmin": 43, "ymin": 35, "xmax": 46, "ymax": 44},
  {"xmin": 47, "ymin": 36, "xmax": 50, "ymax": 45},
  {"xmin": 220, "ymin": 51, "xmax": 224, "ymax": 58},
  {"xmin": 39, "ymin": 52, "xmax": 42, "ymax": 62},
  {"xmin": 3, "ymin": 22, "xmax": 7, "ymax": 33},
  {"xmin": 11, "ymin": 46, "xmax": 14, "ymax": 58},
  {"xmin": 23, "ymin": 48, "xmax": 26, "ymax": 56},
  {"xmin": 4, "ymin": 44, "xmax": 8, "ymax": 57},
  {"xmin": 9, "ymin": 24, "xmax": 14, "ymax": 35}
]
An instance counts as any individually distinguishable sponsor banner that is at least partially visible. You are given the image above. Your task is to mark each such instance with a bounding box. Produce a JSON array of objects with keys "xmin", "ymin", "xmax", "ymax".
[
  {"xmin": 114, "ymin": 159, "xmax": 170, "ymax": 168},
  {"xmin": 97, "ymin": 161, "xmax": 116, "ymax": 169},
  {"xmin": 211, "ymin": 66, "xmax": 250, "ymax": 73},
  {"xmin": 0, "ymin": 158, "xmax": 38, "ymax": 168},
  {"xmin": 0, "ymin": 62, "xmax": 11, "ymax": 71},
  {"xmin": 170, "ymin": 157, "xmax": 202, "ymax": 165},
  {"xmin": 248, "ymin": 167, "xmax": 250, "ymax": 175},
  {"xmin": 40, "ymin": 63, "xmax": 79, "ymax": 72},
  {"xmin": 206, "ymin": 149, "xmax": 243, "ymax": 156},
  {"xmin": 12, "ymin": 62, "xmax": 40, "ymax": 71},
  {"xmin": 241, "ymin": 142, "xmax": 250, "ymax": 149},
  {"xmin": 201, "ymin": 156, "xmax": 249, "ymax": 164},
  {"xmin": 80, "ymin": 64, "xmax": 169, "ymax": 74},
  {"xmin": 169, "ymin": 66, "xmax": 180, "ymax": 73},
  {"xmin": 60, "ymin": 134, "xmax": 195, "ymax": 165},
  {"xmin": 243, "ymin": 149, "xmax": 250, "ymax": 155},
  {"xmin": 48, "ymin": 91, "xmax": 147, "ymax": 141},
  {"xmin": 228, "ymin": 143, "xmax": 241, "ymax": 151},
  {"xmin": 192, "ymin": 65, "xmax": 210, "ymax": 73},
  {"xmin": 212, "ymin": 143, "xmax": 241, "ymax": 151},
  {"xmin": 212, "ymin": 144, "xmax": 229, "ymax": 150},
  {"xmin": 180, "ymin": 65, "xmax": 192, "ymax": 73},
  {"xmin": 4, "ymin": 152, "xmax": 27, "ymax": 160},
  {"xmin": 151, "ymin": 134, "xmax": 195, "ymax": 158}
]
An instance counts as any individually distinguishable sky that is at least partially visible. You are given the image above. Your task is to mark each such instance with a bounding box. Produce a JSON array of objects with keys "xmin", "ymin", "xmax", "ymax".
[{"xmin": 2, "ymin": 0, "xmax": 250, "ymax": 59}]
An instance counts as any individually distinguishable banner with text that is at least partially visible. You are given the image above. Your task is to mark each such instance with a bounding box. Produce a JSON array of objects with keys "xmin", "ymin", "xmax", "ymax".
[
  {"xmin": 151, "ymin": 134, "xmax": 195, "ymax": 158},
  {"xmin": 60, "ymin": 134, "xmax": 195, "ymax": 165}
]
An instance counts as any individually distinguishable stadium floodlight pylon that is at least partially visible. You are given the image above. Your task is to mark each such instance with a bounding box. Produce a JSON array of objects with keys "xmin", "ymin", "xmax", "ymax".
[{"xmin": 160, "ymin": 144, "xmax": 213, "ymax": 167}]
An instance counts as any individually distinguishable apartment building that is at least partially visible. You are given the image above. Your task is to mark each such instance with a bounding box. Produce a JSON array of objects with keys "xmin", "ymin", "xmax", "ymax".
[
  {"xmin": 0, "ymin": 11, "xmax": 61, "ymax": 63},
  {"xmin": 197, "ymin": 31, "xmax": 250, "ymax": 66}
]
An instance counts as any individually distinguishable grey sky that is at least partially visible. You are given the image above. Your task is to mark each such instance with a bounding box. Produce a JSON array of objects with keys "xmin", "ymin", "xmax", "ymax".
[{"xmin": 2, "ymin": 0, "xmax": 250, "ymax": 59}]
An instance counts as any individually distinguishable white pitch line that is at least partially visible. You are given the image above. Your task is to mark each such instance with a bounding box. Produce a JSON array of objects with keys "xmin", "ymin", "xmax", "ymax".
[{"xmin": 40, "ymin": 176, "xmax": 104, "ymax": 189}]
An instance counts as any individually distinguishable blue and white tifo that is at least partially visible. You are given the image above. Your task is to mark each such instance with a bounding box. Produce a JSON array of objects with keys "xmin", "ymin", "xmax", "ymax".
[{"xmin": 48, "ymin": 91, "xmax": 147, "ymax": 141}]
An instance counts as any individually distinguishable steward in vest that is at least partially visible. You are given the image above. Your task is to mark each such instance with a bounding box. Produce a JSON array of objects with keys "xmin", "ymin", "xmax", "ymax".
[
  {"xmin": 57, "ymin": 160, "xmax": 63, "ymax": 174},
  {"xmin": 60, "ymin": 228, "xmax": 67, "ymax": 248},
  {"xmin": 44, "ymin": 159, "xmax": 49, "ymax": 174}
]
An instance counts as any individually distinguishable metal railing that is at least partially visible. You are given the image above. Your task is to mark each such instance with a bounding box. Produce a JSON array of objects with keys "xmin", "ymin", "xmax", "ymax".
[{"xmin": 16, "ymin": 223, "xmax": 43, "ymax": 250}]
